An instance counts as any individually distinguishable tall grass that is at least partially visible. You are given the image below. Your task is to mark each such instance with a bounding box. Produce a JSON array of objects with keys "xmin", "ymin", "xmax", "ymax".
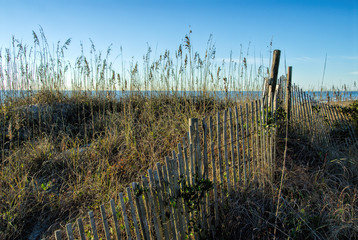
[
  {"xmin": 0, "ymin": 29, "xmax": 266, "ymax": 95},
  {"xmin": 1, "ymin": 29, "xmax": 357, "ymax": 240},
  {"xmin": 0, "ymin": 29, "xmax": 268, "ymax": 160},
  {"xmin": 0, "ymin": 29, "xmax": 268, "ymax": 239}
]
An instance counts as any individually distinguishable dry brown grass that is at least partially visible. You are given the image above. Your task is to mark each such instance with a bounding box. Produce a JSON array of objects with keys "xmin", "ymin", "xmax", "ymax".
[
  {"xmin": 217, "ymin": 124, "xmax": 358, "ymax": 239},
  {"xmin": 1, "ymin": 30, "xmax": 357, "ymax": 239},
  {"xmin": 0, "ymin": 91, "xmax": 243, "ymax": 239}
]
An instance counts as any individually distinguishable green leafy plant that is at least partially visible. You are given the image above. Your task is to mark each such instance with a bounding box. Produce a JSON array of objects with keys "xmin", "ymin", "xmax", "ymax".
[
  {"xmin": 179, "ymin": 174, "xmax": 213, "ymax": 237},
  {"xmin": 40, "ymin": 181, "xmax": 52, "ymax": 191}
]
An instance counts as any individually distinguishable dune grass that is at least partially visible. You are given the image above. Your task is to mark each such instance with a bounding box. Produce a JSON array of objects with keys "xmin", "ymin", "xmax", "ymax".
[
  {"xmin": 0, "ymin": 91, "xmax": 241, "ymax": 239},
  {"xmin": 1, "ymin": 30, "xmax": 357, "ymax": 239}
]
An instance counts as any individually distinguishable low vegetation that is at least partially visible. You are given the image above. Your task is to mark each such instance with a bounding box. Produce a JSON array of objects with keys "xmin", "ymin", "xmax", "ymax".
[
  {"xmin": 220, "ymin": 122, "xmax": 358, "ymax": 239},
  {"xmin": 1, "ymin": 29, "xmax": 357, "ymax": 239},
  {"xmin": 0, "ymin": 91, "xmax": 240, "ymax": 239}
]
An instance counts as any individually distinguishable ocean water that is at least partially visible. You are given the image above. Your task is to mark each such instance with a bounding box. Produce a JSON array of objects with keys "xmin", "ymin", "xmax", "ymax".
[
  {"xmin": 0, "ymin": 90, "xmax": 262, "ymax": 102},
  {"xmin": 1, "ymin": 90, "xmax": 357, "ymax": 104},
  {"xmin": 307, "ymin": 91, "xmax": 358, "ymax": 102}
]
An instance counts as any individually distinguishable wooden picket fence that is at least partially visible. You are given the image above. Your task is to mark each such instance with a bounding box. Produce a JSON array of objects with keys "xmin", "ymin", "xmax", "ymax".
[
  {"xmin": 54, "ymin": 94, "xmax": 280, "ymax": 239},
  {"xmin": 289, "ymin": 84, "xmax": 357, "ymax": 151},
  {"xmin": 52, "ymin": 52, "xmax": 357, "ymax": 240}
]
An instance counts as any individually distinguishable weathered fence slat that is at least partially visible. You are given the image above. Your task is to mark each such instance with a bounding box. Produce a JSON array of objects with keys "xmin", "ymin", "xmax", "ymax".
[
  {"xmin": 269, "ymin": 125, "xmax": 274, "ymax": 181},
  {"xmin": 202, "ymin": 118, "xmax": 209, "ymax": 180},
  {"xmin": 157, "ymin": 163, "xmax": 176, "ymax": 240},
  {"xmin": 100, "ymin": 204, "xmax": 111, "ymax": 240},
  {"xmin": 229, "ymin": 108, "xmax": 237, "ymax": 190},
  {"xmin": 163, "ymin": 159, "xmax": 178, "ymax": 240},
  {"xmin": 132, "ymin": 182, "xmax": 150, "ymax": 240},
  {"xmin": 118, "ymin": 193, "xmax": 131, "ymax": 240},
  {"xmin": 286, "ymin": 67, "xmax": 292, "ymax": 123},
  {"xmin": 110, "ymin": 199, "xmax": 122, "ymax": 240},
  {"xmin": 217, "ymin": 112, "xmax": 225, "ymax": 203},
  {"xmin": 55, "ymin": 230, "xmax": 62, "ymax": 240},
  {"xmin": 264, "ymin": 96, "xmax": 270, "ymax": 180},
  {"xmin": 88, "ymin": 210, "xmax": 99, "ymax": 240},
  {"xmin": 189, "ymin": 118, "xmax": 200, "ymax": 179},
  {"xmin": 258, "ymin": 100, "xmax": 266, "ymax": 177},
  {"xmin": 77, "ymin": 218, "xmax": 86, "ymax": 240},
  {"xmin": 172, "ymin": 152, "xmax": 187, "ymax": 239},
  {"xmin": 209, "ymin": 115, "xmax": 219, "ymax": 229},
  {"xmin": 142, "ymin": 175, "xmax": 162, "ymax": 240},
  {"xmin": 152, "ymin": 169, "xmax": 171, "ymax": 240},
  {"xmin": 239, "ymin": 105, "xmax": 247, "ymax": 186},
  {"xmin": 156, "ymin": 163, "xmax": 173, "ymax": 238},
  {"xmin": 177, "ymin": 143, "xmax": 190, "ymax": 232},
  {"xmin": 223, "ymin": 110, "xmax": 231, "ymax": 193},
  {"xmin": 201, "ymin": 118, "xmax": 210, "ymax": 231},
  {"xmin": 235, "ymin": 106, "xmax": 242, "ymax": 187},
  {"xmin": 182, "ymin": 136, "xmax": 190, "ymax": 186},
  {"xmin": 245, "ymin": 103, "xmax": 251, "ymax": 180},
  {"xmin": 66, "ymin": 223, "xmax": 75, "ymax": 240},
  {"xmin": 254, "ymin": 100, "xmax": 260, "ymax": 184},
  {"xmin": 189, "ymin": 142, "xmax": 195, "ymax": 185},
  {"xmin": 126, "ymin": 187, "xmax": 142, "ymax": 240},
  {"xmin": 251, "ymin": 102, "xmax": 256, "ymax": 180}
]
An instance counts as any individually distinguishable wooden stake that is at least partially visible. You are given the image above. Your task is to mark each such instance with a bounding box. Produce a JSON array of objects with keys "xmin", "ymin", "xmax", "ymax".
[{"xmin": 286, "ymin": 67, "xmax": 292, "ymax": 123}]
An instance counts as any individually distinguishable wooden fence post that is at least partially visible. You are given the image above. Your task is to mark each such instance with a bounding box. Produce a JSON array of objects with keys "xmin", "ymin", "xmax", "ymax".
[
  {"xmin": 189, "ymin": 118, "xmax": 200, "ymax": 178},
  {"xmin": 270, "ymin": 50, "xmax": 281, "ymax": 99},
  {"xmin": 265, "ymin": 50, "xmax": 281, "ymax": 108},
  {"xmin": 286, "ymin": 66, "xmax": 292, "ymax": 123}
]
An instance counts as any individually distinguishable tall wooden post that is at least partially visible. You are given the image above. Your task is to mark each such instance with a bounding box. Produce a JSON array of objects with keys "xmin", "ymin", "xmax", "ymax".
[
  {"xmin": 286, "ymin": 66, "xmax": 292, "ymax": 123},
  {"xmin": 264, "ymin": 50, "xmax": 281, "ymax": 108},
  {"xmin": 270, "ymin": 50, "xmax": 281, "ymax": 97}
]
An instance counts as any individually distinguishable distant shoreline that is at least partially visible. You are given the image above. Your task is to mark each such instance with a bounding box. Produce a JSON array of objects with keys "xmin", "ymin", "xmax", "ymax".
[{"xmin": 1, "ymin": 90, "xmax": 358, "ymax": 103}]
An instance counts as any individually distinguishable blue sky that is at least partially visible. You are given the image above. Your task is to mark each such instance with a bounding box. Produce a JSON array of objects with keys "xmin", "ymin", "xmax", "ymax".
[{"xmin": 0, "ymin": 0, "xmax": 357, "ymax": 90}]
